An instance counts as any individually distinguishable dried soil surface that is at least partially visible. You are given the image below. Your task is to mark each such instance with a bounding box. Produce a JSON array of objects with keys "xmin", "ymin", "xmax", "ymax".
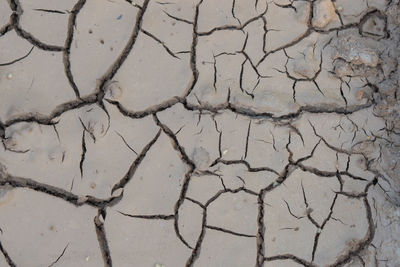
[{"xmin": 0, "ymin": 0, "xmax": 400, "ymax": 266}]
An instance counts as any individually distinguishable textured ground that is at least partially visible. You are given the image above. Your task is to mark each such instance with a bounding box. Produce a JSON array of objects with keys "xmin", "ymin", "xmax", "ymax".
[{"xmin": 1, "ymin": 0, "xmax": 400, "ymax": 266}]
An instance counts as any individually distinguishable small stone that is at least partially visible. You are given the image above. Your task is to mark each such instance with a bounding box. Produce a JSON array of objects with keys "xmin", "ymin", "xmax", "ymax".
[
  {"xmin": 86, "ymin": 256, "xmax": 90, "ymax": 261},
  {"xmin": 356, "ymin": 90, "xmax": 364, "ymax": 100},
  {"xmin": 312, "ymin": 0, "xmax": 339, "ymax": 28}
]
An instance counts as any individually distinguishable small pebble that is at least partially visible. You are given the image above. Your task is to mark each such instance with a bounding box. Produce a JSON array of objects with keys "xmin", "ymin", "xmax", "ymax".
[{"xmin": 356, "ymin": 90, "xmax": 364, "ymax": 100}]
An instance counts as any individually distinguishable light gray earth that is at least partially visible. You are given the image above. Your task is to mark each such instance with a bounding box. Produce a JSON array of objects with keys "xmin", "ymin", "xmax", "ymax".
[{"xmin": 0, "ymin": 0, "xmax": 400, "ymax": 266}]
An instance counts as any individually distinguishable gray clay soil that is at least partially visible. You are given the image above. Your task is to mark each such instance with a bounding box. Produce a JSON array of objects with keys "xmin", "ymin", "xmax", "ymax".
[{"xmin": 1, "ymin": 0, "xmax": 400, "ymax": 266}]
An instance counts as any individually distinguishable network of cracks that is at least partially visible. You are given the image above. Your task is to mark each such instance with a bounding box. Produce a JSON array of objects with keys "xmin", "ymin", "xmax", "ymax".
[{"xmin": 0, "ymin": 0, "xmax": 400, "ymax": 266}]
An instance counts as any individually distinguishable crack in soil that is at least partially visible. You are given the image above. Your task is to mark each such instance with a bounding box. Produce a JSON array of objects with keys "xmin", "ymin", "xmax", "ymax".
[{"xmin": 0, "ymin": 0, "xmax": 399, "ymax": 266}]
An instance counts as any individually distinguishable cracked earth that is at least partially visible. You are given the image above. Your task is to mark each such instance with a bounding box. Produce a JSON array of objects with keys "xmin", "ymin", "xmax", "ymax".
[{"xmin": 1, "ymin": 0, "xmax": 400, "ymax": 266}]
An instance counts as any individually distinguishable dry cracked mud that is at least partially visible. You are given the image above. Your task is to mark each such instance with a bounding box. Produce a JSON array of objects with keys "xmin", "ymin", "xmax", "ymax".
[{"xmin": 1, "ymin": 0, "xmax": 400, "ymax": 266}]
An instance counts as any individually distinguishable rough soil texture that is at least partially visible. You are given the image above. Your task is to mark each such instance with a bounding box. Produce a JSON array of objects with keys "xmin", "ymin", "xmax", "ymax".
[{"xmin": 0, "ymin": 0, "xmax": 400, "ymax": 266}]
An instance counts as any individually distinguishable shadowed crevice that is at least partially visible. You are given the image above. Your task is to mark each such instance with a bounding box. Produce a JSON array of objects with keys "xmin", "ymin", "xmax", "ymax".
[
  {"xmin": 48, "ymin": 243, "xmax": 69, "ymax": 267},
  {"xmin": 63, "ymin": 0, "xmax": 87, "ymax": 98},
  {"xmin": 94, "ymin": 210, "xmax": 113, "ymax": 267},
  {"xmin": 0, "ymin": 239, "xmax": 16, "ymax": 267},
  {"xmin": 0, "ymin": 46, "xmax": 34, "ymax": 66},
  {"xmin": 111, "ymin": 129, "xmax": 162, "ymax": 194},
  {"xmin": 0, "ymin": 172, "xmax": 123, "ymax": 208}
]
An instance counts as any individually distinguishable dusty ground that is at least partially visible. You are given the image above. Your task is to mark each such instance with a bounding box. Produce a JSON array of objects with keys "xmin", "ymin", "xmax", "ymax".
[{"xmin": 0, "ymin": 0, "xmax": 400, "ymax": 266}]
